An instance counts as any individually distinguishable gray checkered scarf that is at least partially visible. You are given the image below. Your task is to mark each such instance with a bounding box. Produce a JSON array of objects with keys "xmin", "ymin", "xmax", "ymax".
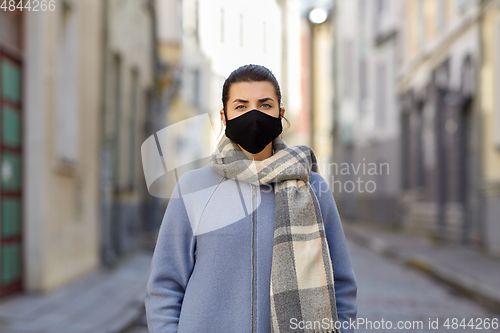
[{"xmin": 210, "ymin": 134, "xmax": 340, "ymax": 333}]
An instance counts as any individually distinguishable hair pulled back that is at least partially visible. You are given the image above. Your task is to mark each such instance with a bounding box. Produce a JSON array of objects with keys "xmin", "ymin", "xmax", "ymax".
[{"xmin": 221, "ymin": 64, "xmax": 282, "ymax": 119}]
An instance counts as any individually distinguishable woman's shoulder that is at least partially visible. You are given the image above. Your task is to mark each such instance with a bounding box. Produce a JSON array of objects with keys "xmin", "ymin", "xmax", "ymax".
[
  {"xmin": 174, "ymin": 165, "xmax": 225, "ymax": 196},
  {"xmin": 309, "ymin": 170, "xmax": 336, "ymax": 203},
  {"xmin": 309, "ymin": 170, "xmax": 328, "ymax": 188},
  {"xmin": 178, "ymin": 165, "xmax": 223, "ymax": 183}
]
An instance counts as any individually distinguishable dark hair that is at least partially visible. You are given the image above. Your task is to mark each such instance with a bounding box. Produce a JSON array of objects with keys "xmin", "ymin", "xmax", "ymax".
[{"xmin": 222, "ymin": 64, "xmax": 282, "ymax": 118}]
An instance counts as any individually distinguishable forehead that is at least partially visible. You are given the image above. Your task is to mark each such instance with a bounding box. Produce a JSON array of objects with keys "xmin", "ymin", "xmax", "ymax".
[{"xmin": 228, "ymin": 81, "xmax": 277, "ymax": 100}]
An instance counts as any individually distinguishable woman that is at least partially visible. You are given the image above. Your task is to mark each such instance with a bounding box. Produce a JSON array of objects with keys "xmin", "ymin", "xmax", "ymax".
[{"xmin": 145, "ymin": 64, "xmax": 357, "ymax": 333}]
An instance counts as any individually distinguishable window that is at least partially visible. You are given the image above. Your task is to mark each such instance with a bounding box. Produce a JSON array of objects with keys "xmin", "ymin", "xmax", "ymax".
[
  {"xmin": 373, "ymin": 0, "xmax": 384, "ymax": 36},
  {"xmin": 438, "ymin": 0, "xmax": 446, "ymax": 31},
  {"xmin": 359, "ymin": 0, "xmax": 366, "ymax": 16},
  {"xmin": 113, "ymin": 54, "xmax": 122, "ymax": 187},
  {"xmin": 359, "ymin": 59, "xmax": 367, "ymax": 116},
  {"xmin": 0, "ymin": 10, "xmax": 21, "ymax": 48},
  {"xmin": 263, "ymin": 21, "xmax": 267, "ymax": 53},
  {"xmin": 401, "ymin": 112, "xmax": 411, "ymax": 189},
  {"xmin": 377, "ymin": 0, "xmax": 385, "ymax": 12},
  {"xmin": 220, "ymin": 8, "xmax": 225, "ymax": 43},
  {"xmin": 56, "ymin": 1, "xmax": 79, "ymax": 165},
  {"xmin": 456, "ymin": 0, "xmax": 467, "ymax": 15},
  {"xmin": 193, "ymin": 69, "xmax": 201, "ymax": 109},
  {"xmin": 239, "ymin": 14, "xmax": 244, "ymax": 47},
  {"xmin": 342, "ymin": 40, "xmax": 353, "ymax": 98},
  {"xmin": 195, "ymin": 0, "xmax": 200, "ymax": 43},
  {"xmin": 129, "ymin": 69, "xmax": 139, "ymax": 189},
  {"xmin": 359, "ymin": 0, "xmax": 367, "ymax": 38},
  {"xmin": 416, "ymin": 103, "xmax": 426, "ymax": 187},
  {"xmin": 375, "ymin": 63, "xmax": 386, "ymax": 127},
  {"xmin": 417, "ymin": 0, "xmax": 425, "ymax": 47}
]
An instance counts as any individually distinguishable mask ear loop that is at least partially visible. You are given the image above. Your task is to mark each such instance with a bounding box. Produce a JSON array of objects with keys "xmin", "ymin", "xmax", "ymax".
[
  {"xmin": 278, "ymin": 106, "xmax": 285, "ymax": 144},
  {"xmin": 223, "ymin": 109, "xmax": 229, "ymax": 130}
]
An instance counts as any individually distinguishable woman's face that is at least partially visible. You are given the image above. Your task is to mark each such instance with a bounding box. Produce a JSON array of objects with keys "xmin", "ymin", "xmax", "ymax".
[{"xmin": 221, "ymin": 81, "xmax": 284, "ymax": 125}]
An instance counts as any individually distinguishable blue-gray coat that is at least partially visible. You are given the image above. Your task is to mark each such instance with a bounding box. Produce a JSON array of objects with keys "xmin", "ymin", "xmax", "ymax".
[{"xmin": 145, "ymin": 165, "xmax": 357, "ymax": 333}]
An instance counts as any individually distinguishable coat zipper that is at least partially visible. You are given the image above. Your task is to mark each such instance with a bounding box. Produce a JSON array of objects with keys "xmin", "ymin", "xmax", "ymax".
[{"xmin": 251, "ymin": 184, "xmax": 256, "ymax": 333}]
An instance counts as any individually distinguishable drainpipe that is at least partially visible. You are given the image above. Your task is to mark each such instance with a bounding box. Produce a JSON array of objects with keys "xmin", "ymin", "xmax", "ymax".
[
  {"xmin": 331, "ymin": 1, "xmax": 338, "ymax": 169},
  {"xmin": 147, "ymin": 0, "xmax": 164, "ymax": 232},
  {"xmin": 149, "ymin": 0, "xmax": 161, "ymax": 119},
  {"xmin": 99, "ymin": 0, "xmax": 113, "ymax": 267},
  {"xmin": 309, "ymin": 18, "xmax": 315, "ymax": 150},
  {"xmin": 476, "ymin": 0, "xmax": 486, "ymax": 251}
]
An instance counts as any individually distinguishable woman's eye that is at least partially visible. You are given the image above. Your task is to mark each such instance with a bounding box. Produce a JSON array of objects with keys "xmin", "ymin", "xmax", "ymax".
[
  {"xmin": 262, "ymin": 103, "xmax": 271, "ymax": 108},
  {"xmin": 236, "ymin": 105, "xmax": 245, "ymax": 110}
]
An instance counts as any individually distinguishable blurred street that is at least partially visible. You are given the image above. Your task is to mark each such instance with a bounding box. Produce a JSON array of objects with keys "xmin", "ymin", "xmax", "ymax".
[
  {"xmin": 346, "ymin": 222, "xmax": 500, "ymax": 333},
  {"xmin": 123, "ymin": 221, "xmax": 500, "ymax": 333},
  {"xmin": 349, "ymin": 238, "xmax": 500, "ymax": 333},
  {"xmin": 1, "ymin": 221, "xmax": 499, "ymax": 332},
  {"xmin": 0, "ymin": 251, "xmax": 152, "ymax": 333}
]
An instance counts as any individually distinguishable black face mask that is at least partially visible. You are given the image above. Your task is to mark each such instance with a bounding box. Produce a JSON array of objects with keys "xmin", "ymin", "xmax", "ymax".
[{"xmin": 225, "ymin": 109, "xmax": 283, "ymax": 154}]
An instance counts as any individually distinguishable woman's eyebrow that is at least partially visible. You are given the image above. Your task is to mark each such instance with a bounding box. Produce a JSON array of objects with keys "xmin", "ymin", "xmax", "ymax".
[{"xmin": 232, "ymin": 97, "xmax": 275, "ymax": 103}]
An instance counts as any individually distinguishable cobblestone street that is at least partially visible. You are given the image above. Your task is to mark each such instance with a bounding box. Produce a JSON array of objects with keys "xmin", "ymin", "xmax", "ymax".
[
  {"xmin": 123, "ymin": 235, "xmax": 500, "ymax": 333},
  {"xmin": 0, "ymin": 252, "xmax": 151, "ymax": 333},
  {"xmin": 350, "ymin": 240, "xmax": 500, "ymax": 332}
]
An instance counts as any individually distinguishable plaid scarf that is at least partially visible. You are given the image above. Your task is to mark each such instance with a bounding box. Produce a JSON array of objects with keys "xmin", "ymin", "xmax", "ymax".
[{"xmin": 210, "ymin": 134, "xmax": 340, "ymax": 333}]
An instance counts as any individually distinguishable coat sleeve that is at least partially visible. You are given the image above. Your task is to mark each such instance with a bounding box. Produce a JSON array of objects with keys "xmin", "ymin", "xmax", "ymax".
[
  {"xmin": 145, "ymin": 177, "xmax": 197, "ymax": 333},
  {"xmin": 311, "ymin": 172, "xmax": 358, "ymax": 333}
]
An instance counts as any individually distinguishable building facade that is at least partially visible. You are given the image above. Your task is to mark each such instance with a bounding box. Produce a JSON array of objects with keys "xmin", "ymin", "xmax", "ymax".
[
  {"xmin": 479, "ymin": 0, "xmax": 500, "ymax": 256},
  {"xmin": 156, "ymin": 0, "xmax": 299, "ymax": 181},
  {"xmin": 398, "ymin": 0, "xmax": 482, "ymax": 246},
  {"xmin": 1, "ymin": 0, "xmax": 104, "ymax": 296},
  {"xmin": 181, "ymin": 0, "xmax": 283, "ymax": 142},
  {"xmin": 99, "ymin": 0, "xmax": 155, "ymax": 266},
  {"xmin": 0, "ymin": 0, "xmax": 155, "ymax": 298},
  {"xmin": 333, "ymin": 0, "xmax": 401, "ymax": 225},
  {"xmin": 1, "ymin": 6, "xmax": 25, "ymax": 297}
]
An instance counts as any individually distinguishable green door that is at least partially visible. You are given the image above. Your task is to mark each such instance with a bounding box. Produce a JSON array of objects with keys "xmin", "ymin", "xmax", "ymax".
[{"xmin": 0, "ymin": 10, "xmax": 23, "ymax": 298}]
